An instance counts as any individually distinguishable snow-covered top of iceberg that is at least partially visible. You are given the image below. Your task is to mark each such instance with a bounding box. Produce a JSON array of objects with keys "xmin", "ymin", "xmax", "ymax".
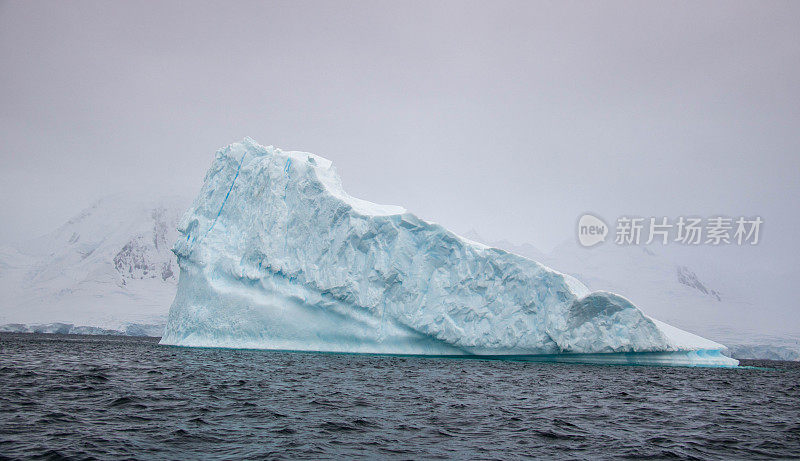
[
  {"xmin": 162, "ymin": 138, "xmax": 735, "ymax": 365},
  {"xmin": 246, "ymin": 139, "xmax": 406, "ymax": 217}
]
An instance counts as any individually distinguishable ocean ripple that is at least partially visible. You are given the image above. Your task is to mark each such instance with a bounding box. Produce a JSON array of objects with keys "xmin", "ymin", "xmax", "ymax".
[{"xmin": 1, "ymin": 333, "xmax": 799, "ymax": 459}]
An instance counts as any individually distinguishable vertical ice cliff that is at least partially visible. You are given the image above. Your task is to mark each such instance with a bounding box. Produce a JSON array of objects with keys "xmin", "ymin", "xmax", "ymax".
[{"xmin": 160, "ymin": 139, "xmax": 737, "ymax": 367}]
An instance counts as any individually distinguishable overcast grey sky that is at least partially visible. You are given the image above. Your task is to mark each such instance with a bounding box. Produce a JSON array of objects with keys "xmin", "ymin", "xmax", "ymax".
[{"xmin": 1, "ymin": 0, "xmax": 798, "ymax": 261}]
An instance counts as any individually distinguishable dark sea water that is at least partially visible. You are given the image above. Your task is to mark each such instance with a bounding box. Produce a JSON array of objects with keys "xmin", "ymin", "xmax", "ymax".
[{"xmin": 1, "ymin": 333, "xmax": 799, "ymax": 460}]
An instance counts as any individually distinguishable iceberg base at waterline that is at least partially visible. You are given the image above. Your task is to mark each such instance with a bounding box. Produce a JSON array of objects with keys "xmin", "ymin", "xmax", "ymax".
[{"xmin": 160, "ymin": 138, "xmax": 738, "ymax": 368}]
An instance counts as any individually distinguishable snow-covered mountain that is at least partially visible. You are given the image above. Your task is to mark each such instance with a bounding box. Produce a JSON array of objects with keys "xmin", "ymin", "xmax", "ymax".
[
  {"xmin": 463, "ymin": 231, "xmax": 800, "ymax": 361},
  {"xmin": 0, "ymin": 195, "xmax": 189, "ymax": 335}
]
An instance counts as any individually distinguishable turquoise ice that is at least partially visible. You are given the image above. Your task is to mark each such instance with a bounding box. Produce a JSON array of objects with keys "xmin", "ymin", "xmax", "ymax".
[{"xmin": 160, "ymin": 138, "xmax": 738, "ymax": 367}]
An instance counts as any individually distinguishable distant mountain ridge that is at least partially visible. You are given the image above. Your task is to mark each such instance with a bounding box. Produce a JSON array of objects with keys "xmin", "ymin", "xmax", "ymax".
[{"xmin": 0, "ymin": 195, "xmax": 189, "ymax": 335}]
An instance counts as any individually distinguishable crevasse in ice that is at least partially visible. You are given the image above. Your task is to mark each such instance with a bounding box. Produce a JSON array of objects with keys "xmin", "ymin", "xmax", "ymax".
[{"xmin": 160, "ymin": 138, "xmax": 738, "ymax": 367}]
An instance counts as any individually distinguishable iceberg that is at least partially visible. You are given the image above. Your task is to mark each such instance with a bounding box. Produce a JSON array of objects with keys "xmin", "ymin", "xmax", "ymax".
[{"xmin": 160, "ymin": 138, "xmax": 738, "ymax": 367}]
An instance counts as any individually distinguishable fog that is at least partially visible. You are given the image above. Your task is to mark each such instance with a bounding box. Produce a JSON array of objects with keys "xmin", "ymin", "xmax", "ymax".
[{"xmin": 1, "ymin": 1, "xmax": 798, "ymax": 318}]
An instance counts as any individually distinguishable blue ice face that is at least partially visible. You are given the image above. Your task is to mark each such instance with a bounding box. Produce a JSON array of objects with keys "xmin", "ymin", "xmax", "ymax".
[{"xmin": 160, "ymin": 138, "xmax": 737, "ymax": 368}]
